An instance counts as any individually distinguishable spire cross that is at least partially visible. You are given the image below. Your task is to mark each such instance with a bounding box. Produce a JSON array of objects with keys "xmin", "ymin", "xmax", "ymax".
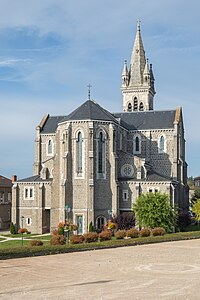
[{"xmin": 87, "ymin": 84, "xmax": 92, "ymax": 100}]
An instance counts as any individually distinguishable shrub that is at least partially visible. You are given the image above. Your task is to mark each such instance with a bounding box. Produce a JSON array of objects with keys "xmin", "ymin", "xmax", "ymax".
[
  {"xmin": 126, "ymin": 228, "xmax": 139, "ymax": 238},
  {"xmin": 99, "ymin": 230, "xmax": 112, "ymax": 241},
  {"xmin": 151, "ymin": 227, "xmax": 166, "ymax": 236},
  {"xmin": 10, "ymin": 222, "xmax": 16, "ymax": 235},
  {"xmin": 52, "ymin": 229, "xmax": 58, "ymax": 236},
  {"xmin": 70, "ymin": 235, "xmax": 85, "ymax": 244},
  {"xmin": 114, "ymin": 230, "xmax": 126, "ymax": 239},
  {"xmin": 58, "ymin": 226, "xmax": 64, "ymax": 235},
  {"xmin": 89, "ymin": 221, "xmax": 94, "ymax": 232},
  {"xmin": 177, "ymin": 209, "xmax": 191, "ymax": 229},
  {"xmin": 18, "ymin": 228, "xmax": 28, "ymax": 234},
  {"xmin": 139, "ymin": 228, "xmax": 151, "ymax": 237},
  {"xmin": 112, "ymin": 212, "xmax": 135, "ymax": 230},
  {"xmin": 29, "ymin": 240, "xmax": 43, "ymax": 247},
  {"xmin": 107, "ymin": 222, "xmax": 117, "ymax": 230},
  {"xmin": 50, "ymin": 235, "xmax": 66, "ymax": 245},
  {"xmin": 133, "ymin": 192, "xmax": 177, "ymax": 233},
  {"xmin": 83, "ymin": 232, "xmax": 98, "ymax": 243}
]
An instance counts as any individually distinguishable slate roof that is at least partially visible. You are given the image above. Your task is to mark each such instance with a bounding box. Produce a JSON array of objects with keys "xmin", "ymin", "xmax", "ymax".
[
  {"xmin": 114, "ymin": 110, "xmax": 176, "ymax": 130},
  {"xmin": 61, "ymin": 100, "xmax": 118, "ymax": 123},
  {"xmin": 118, "ymin": 170, "xmax": 171, "ymax": 182},
  {"xmin": 40, "ymin": 116, "xmax": 66, "ymax": 134},
  {"xmin": 40, "ymin": 101, "xmax": 176, "ymax": 134},
  {"xmin": 0, "ymin": 175, "xmax": 12, "ymax": 188},
  {"xmin": 17, "ymin": 175, "xmax": 52, "ymax": 183}
]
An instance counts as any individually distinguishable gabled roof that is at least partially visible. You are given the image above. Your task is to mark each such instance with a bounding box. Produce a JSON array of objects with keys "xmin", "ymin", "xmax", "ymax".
[
  {"xmin": 114, "ymin": 110, "xmax": 176, "ymax": 130},
  {"xmin": 61, "ymin": 100, "xmax": 118, "ymax": 124},
  {"xmin": 0, "ymin": 175, "xmax": 12, "ymax": 188},
  {"xmin": 17, "ymin": 175, "xmax": 52, "ymax": 183}
]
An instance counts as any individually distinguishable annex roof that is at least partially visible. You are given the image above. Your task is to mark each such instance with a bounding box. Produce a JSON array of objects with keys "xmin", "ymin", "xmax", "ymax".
[
  {"xmin": 17, "ymin": 175, "xmax": 52, "ymax": 183},
  {"xmin": 40, "ymin": 116, "xmax": 66, "ymax": 134},
  {"xmin": 0, "ymin": 175, "xmax": 12, "ymax": 188},
  {"xmin": 114, "ymin": 110, "xmax": 176, "ymax": 130}
]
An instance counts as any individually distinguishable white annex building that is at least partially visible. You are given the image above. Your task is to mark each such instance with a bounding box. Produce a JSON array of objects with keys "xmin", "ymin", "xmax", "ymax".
[{"xmin": 12, "ymin": 21, "xmax": 188, "ymax": 234}]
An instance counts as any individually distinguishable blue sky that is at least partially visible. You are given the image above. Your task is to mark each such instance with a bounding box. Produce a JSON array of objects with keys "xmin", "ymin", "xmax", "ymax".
[{"xmin": 0, "ymin": 0, "xmax": 200, "ymax": 179}]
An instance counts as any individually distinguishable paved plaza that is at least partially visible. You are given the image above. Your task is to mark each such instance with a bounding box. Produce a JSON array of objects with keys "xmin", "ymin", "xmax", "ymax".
[{"xmin": 0, "ymin": 239, "xmax": 200, "ymax": 299}]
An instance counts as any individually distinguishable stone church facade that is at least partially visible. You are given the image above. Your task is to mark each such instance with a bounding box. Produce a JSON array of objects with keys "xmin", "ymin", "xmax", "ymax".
[{"xmin": 12, "ymin": 21, "xmax": 188, "ymax": 234}]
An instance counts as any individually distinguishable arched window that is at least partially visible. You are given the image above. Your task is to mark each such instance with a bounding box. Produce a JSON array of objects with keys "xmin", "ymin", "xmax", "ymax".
[
  {"xmin": 47, "ymin": 139, "xmax": 53, "ymax": 155},
  {"xmin": 139, "ymin": 102, "xmax": 144, "ymax": 111},
  {"xmin": 134, "ymin": 97, "xmax": 138, "ymax": 111},
  {"xmin": 96, "ymin": 216, "xmax": 106, "ymax": 230},
  {"xmin": 133, "ymin": 134, "xmax": 141, "ymax": 154},
  {"xmin": 77, "ymin": 132, "xmax": 83, "ymax": 174},
  {"xmin": 128, "ymin": 103, "xmax": 132, "ymax": 112},
  {"xmin": 159, "ymin": 136, "xmax": 165, "ymax": 153},
  {"xmin": 98, "ymin": 132, "xmax": 105, "ymax": 174},
  {"xmin": 135, "ymin": 136, "xmax": 140, "ymax": 152}
]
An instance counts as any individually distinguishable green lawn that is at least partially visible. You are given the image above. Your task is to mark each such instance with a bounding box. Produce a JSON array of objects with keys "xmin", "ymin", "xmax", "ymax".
[{"xmin": 1, "ymin": 231, "xmax": 200, "ymax": 260}]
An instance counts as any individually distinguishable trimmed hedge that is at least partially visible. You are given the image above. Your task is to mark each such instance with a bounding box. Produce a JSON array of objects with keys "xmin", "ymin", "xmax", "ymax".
[
  {"xmin": 99, "ymin": 230, "xmax": 112, "ymax": 241},
  {"xmin": 1, "ymin": 231, "xmax": 200, "ymax": 260}
]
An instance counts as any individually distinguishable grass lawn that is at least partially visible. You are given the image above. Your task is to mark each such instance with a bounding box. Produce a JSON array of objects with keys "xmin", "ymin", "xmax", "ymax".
[
  {"xmin": 1, "ymin": 231, "xmax": 200, "ymax": 260},
  {"xmin": 0, "ymin": 237, "xmax": 6, "ymax": 241},
  {"xmin": 0, "ymin": 239, "xmax": 49, "ymax": 248},
  {"xmin": 28, "ymin": 235, "xmax": 52, "ymax": 241}
]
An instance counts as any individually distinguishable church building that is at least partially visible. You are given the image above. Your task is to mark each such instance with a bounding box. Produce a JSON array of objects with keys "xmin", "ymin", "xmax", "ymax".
[{"xmin": 12, "ymin": 21, "xmax": 188, "ymax": 234}]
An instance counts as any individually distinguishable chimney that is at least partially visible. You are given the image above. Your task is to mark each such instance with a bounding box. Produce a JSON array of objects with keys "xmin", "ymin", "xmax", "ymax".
[{"xmin": 12, "ymin": 175, "xmax": 17, "ymax": 183}]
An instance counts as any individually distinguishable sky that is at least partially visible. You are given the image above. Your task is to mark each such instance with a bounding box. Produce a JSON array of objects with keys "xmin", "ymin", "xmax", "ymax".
[{"xmin": 0, "ymin": 0, "xmax": 200, "ymax": 179}]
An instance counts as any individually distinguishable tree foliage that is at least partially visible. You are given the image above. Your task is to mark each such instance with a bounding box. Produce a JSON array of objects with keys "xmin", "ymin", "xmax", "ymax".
[
  {"xmin": 192, "ymin": 199, "xmax": 200, "ymax": 222},
  {"xmin": 111, "ymin": 212, "xmax": 135, "ymax": 230},
  {"xmin": 194, "ymin": 188, "xmax": 200, "ymax": 199},
  {"xmin": 187, "ymin": 176, "xmax": 194, "ymax": 188},
  {"xmin": 133, "ymin": 192, "xmax": 177, "ymax": 233}
]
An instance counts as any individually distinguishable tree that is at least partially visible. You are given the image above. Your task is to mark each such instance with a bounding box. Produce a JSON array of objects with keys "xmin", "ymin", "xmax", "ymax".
[
  {"xmin": 194, "ymin": 188, "xmax": 200, "ymax": 199},
  {"xmin": 133, "ymin": 192, "xmax": 177, "ymax": 233},
  {"xmin": 111, "ymin": 212, "xmax": 135, "ymax": 230},
  {"xmin": 192, "ymin": 199, "xmax": 200, "ymax": 227},
  {"xmin": 187, "ymin": 176, "xmax": 194, "ymax": 188},
  {"xmin": 10, "ymin": 222, "xmax": 16, "ymax": 235},
  {"xmin": 89, "ymin": 221, "xmax": 94, "ymax": 232}
]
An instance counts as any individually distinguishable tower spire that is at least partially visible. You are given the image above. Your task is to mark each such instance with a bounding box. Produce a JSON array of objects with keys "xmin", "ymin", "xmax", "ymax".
[{"xmin": 121, "ymin": 20, "xmax": 156, "ymax": 112}]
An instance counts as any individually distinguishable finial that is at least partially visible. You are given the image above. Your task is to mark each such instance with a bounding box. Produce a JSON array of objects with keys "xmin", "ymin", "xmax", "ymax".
[
  {"xmin": 87, "ymin": 83, "xmax": 92, "ymax": 100},
  {"xmin": 137, "ymin": 18, "xmax": 141, "ymax": 31},
  {"xmin": 124, "ymin": 59, "xmax": 127, "ymax": 65}
]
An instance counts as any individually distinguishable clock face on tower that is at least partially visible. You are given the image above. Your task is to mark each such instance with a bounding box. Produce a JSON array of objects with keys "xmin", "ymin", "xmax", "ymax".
[{"xmin": 121, "ymin": 164, "xmax": 134, "ymax": 178}]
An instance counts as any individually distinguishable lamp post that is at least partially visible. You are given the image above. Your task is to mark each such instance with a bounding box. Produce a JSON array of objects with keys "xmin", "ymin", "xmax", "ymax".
[
  {"xmin": 108, "ymin": 210, "xmax": 112, "ymax": 220},
  {"xmin": 64, "ymin": 205, "xmax": 71, "ymax": 222},
  {"xmin": 64, "ymin": 205, "xmax": 71, "ymax": 243},
  {"xmin": 21, "ymin": 216, "xmax": 25, "ymax": 246}
]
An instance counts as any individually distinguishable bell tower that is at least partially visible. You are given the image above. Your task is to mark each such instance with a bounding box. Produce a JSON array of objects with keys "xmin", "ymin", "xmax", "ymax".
[{"xmin": 122, "ymin": 20, "xmax": 156, "ymax": 112}]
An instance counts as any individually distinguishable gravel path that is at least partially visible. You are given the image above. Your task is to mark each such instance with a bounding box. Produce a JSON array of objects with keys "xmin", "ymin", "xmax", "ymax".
[{"xmin": 0, "ymin": 239, "xmax": 200, "ymax": 299}]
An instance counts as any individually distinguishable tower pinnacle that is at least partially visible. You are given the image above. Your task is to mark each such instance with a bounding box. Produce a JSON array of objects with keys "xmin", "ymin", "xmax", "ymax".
[{"xmin": 121, "ymin": 21, "xmax": 156, "ymax": 112}]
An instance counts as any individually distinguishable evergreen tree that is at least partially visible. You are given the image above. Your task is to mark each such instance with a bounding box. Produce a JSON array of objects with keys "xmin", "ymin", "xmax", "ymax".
[{"xmin": 133, "ymin": 192, "xmax": 177, "ymax": 233}]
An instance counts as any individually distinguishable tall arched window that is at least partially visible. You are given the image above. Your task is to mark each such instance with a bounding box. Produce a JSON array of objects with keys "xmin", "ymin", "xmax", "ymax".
[
  {"xmin": 134, "ymin": 97, "xmax": 138, "ymax": 111},
  {"xmin": 77, "ymin": 132, "xmax": 83, "ymax": 174},
  {"xmin": 139, "ymin": 102, "xmax": 144, "ymax": 111},
  {"xmin": 128, "ymin": 103, "xmax": 132, "ymax": 112},
  {"xmin": 133, "ymin": 134, "xmax": 141, "ymax": 154},
  {"xmin": 135, "ymin": 136, "xmax": 140, "ymax": 152},
  {"xmin": 98, "ymin": 132, "xmax": 105, "ymax": 175},
  {"xmin": 47, "ymin": 139, "xmax": 53, "ymax": 155},
  {"xmin": 159, "ymin": 135, "xmax": 165, "ymax": 153}
]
